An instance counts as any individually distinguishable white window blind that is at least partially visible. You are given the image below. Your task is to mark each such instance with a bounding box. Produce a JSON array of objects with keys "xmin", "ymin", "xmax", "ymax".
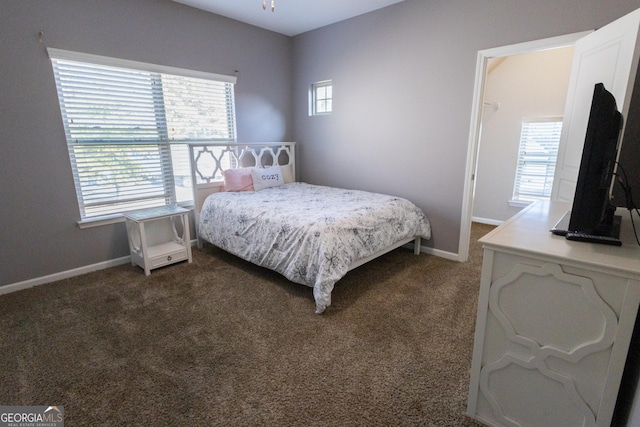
[
  {"xmin": 48, "ymin": 49, "xmax": 236, "ymax": 220},
  {"xmin": 513, "ymin": 118, "xmax": 563, "ymax": 202}
]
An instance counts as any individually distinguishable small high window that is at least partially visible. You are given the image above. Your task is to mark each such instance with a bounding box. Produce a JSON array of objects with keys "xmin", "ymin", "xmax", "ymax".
[{"xmin": 310, "ymin": 80, "xmax": 332, "ymax": 115}]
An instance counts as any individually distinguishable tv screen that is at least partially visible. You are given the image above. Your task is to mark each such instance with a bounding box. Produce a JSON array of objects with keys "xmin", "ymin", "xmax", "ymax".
[{"xmin": 568, "ymin": 83, "xmax": 623, "ymax": 236}]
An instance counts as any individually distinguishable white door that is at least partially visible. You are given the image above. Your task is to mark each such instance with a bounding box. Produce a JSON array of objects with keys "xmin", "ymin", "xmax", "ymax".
[{"xmin": 551, "ymin": 8, "xmax": 640, "ymax": 202}]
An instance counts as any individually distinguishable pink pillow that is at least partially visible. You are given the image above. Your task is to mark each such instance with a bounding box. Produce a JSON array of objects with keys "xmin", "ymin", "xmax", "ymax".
[{"xmin": 222, "ymin": 167, "xmax": 254, "ymax": 192}]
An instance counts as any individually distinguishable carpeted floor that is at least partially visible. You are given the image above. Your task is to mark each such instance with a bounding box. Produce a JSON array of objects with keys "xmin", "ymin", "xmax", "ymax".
[{"xmin": 0, "ymin": 223, "xmax": 494, "ymax": 426}]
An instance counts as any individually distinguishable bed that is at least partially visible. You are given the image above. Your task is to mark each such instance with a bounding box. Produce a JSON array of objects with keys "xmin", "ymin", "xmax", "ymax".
[{"xmin": 189, "ymin": 142, "xmax": 431, "ymax": 313}]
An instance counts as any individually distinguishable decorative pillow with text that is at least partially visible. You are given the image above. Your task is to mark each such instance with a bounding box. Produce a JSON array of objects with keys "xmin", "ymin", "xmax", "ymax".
[{"xmin": 251, "ymin": 165, "xmax": 284, "ymax": 191}]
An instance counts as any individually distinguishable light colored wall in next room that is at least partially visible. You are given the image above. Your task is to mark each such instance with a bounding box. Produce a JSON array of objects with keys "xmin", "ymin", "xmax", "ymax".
[{"xmin": 473, "ymin": 47, "xmax": 574, "ymax": 224}]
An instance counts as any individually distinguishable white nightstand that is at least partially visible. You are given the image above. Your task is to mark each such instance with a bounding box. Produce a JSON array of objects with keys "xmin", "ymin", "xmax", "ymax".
[{"xmin": 123, "ymin": 205, "xmax": 193, "ymax": 275}]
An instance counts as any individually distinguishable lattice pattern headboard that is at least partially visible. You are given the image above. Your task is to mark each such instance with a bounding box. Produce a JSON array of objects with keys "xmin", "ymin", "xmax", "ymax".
[{"xmin": 188, "ymin": 142, "xmax": 296, "ymax": 229}]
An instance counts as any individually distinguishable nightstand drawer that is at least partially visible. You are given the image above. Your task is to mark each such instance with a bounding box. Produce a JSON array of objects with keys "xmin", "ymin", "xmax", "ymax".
[
  {"xmin": 148, "ymin": 242, "xmax": 188, "ymax": 268},
  {"xmin": 150, "ymin": 250, "xmax": 188, "ymax": 268}
]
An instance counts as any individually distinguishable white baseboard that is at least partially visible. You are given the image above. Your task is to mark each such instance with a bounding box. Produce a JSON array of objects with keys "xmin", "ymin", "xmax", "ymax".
[
  {"xmin": 422, "ymin": 246, "xmax": 460, "ymax": 261},
  {"xmin": 1, "ymin": 240, "xmax": 460, "ymax": 297},
  {"xmin": 0, "ymin": 239, "xmax": 200, "ymax": 297},
  {"xmin": 400, "ymin": 242, "xmax": 460, "ymax": 262},
  {"xmin": 472, "ymin": 216, "xmax": 503, "ymax": 226},
  {"xmin": 0, "ymin": 255, "xmax": 131, "ymax": 296}
]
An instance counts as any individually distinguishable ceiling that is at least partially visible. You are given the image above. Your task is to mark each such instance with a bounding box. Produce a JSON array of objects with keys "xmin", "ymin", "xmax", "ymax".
[{"xmin": 172, "ymin": 0, "xmax": 406, "ymax": 36}]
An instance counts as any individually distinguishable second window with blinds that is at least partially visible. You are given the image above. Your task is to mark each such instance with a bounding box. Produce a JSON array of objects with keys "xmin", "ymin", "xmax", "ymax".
[{"xmin": 511, "ymin": 117, "xmax": 563, "ymax": 205}]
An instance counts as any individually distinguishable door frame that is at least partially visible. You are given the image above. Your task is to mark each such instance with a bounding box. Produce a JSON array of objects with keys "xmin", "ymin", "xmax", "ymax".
[{"xmin": 458, "ymin": 31, "xmax": 592, "ymax": 262}]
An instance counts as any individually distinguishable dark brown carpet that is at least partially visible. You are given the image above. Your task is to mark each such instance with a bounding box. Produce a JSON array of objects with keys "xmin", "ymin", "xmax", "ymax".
[{"xmin": 0, "ymin": 223, "xmax": 494, "ymax": 426}]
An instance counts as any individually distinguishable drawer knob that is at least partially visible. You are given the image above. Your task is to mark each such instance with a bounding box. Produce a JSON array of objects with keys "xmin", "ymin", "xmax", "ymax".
[{"xmin": 167, "ymin": 255, "xmax": 172, "ymax": 261}]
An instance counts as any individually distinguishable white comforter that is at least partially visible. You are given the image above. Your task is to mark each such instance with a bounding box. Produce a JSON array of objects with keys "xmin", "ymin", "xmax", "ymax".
[{"xmin": 199, "ymin": 183, "xmax": 431, "ymax": 313}]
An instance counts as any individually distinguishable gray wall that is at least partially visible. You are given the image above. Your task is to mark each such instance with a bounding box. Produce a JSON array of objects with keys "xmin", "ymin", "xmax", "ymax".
[
  {"xmin": 292, "ymin": 0, "xmax": 640, "ymax": 254},
  {"xmin": 0, "ymin": 0, "xmax": 293, "ymax": 286},
  {"xmin": 3, "ymin": 0, "xmax": 640, "ymax": 286}
]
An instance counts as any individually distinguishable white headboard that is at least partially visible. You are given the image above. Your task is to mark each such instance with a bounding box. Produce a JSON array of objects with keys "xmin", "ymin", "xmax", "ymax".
[{"xmin": 188, "ymin": 142, "xmax": 296, "ymax": 231}]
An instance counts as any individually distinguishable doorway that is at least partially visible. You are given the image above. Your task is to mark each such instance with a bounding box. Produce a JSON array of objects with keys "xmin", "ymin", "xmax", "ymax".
[
  {"xmin": 473, "ymin": 47, "xmax": 574, "ymax": 225},
  {"xmin": 458, "ymin": 32, "xmax": 591, "ymax": 262}
]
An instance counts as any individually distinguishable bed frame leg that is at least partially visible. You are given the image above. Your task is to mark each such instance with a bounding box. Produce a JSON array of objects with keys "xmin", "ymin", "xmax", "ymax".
[{"xmin": 413, "ymin": 237, "xmax": 421, "ymax": 255}]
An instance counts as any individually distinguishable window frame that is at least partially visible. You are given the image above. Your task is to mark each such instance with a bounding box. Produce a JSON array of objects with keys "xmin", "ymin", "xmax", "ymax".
[
  {"xmin": 47, "ymin": 49, "xmax": 237, "ymax": 227},
  {"xmin": 310, "ymin": 80, "xmax": 332, "ymax": 116},
  {"xmin": 511, "ymin": 116, "xmax": 563, "ymax": 205}
]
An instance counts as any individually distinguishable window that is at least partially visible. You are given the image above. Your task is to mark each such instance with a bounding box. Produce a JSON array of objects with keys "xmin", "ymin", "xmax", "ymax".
[
  {"xmin": 48, "ymin": 49, "xmax": 236, "ymax": 221},
  {"xmin": 512, "ymin": 118, "xmax": 563, "ymax": 202},
  {"xmin": 310, "ymin": 80, "xmax": 332, "ymax": 115}
]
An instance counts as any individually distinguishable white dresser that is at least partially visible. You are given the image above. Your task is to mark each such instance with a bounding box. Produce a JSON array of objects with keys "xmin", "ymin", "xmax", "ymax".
[{"xmin": 467, "ymin": 201, "xmax": 640, "ymax": 427}]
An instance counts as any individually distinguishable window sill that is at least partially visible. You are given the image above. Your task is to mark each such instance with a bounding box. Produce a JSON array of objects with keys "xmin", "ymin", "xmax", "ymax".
[
  {"xmin": 76, "ymin": 201, "xmax": 194, "ymax": 229},
  {"xmin": 77, "ymin": 214, "xmax": 125, "ymax": 229},
  {"xmin": 508, "ymin": 199, "xmax": 535, "ymax": 208}
]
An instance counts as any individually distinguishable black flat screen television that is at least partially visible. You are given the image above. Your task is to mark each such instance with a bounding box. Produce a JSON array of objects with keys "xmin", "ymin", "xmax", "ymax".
[{"xmin": 568, "ymin": 82, "xmax": 624, "ymax": 238}]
